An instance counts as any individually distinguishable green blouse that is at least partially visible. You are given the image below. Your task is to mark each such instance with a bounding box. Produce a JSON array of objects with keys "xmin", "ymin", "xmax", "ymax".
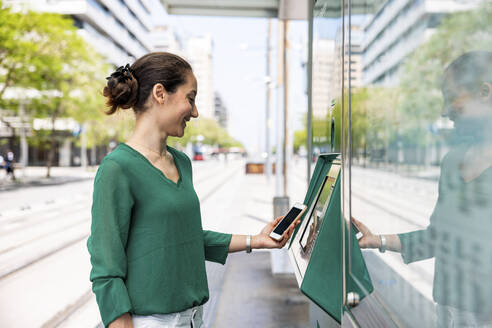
[{"xmin": 87, "ymin": 143, "xmax": 232, "ymax": 327}]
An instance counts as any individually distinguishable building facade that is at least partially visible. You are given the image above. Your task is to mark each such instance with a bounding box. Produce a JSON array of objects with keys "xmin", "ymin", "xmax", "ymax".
[
  {"xmin": 151, "ymin": 25, "xmax": 182, "ymax": 53},
  {"xmin": 362, "ymin": 0, "xmax": 481, "ymax": 86},
  {"xmin": 331, "ymin": 24, "xmax": 364, "ymax": 100},
  {"xmin": 6, "ymin": 0, "xmax": 161, "ymax": 65},
  {"xmin": 214, "ymin": 92, "xmax": 228, "ymax": 130},
  {"xmin": 312, "ymin": 38, "xmax": 335, "ymax": 119},
  {"xmin": 183, "ymin": 35, "xmax": 215, "ymax": 119}
]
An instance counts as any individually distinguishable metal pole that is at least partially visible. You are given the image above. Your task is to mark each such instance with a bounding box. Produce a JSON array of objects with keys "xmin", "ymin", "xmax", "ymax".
[
  {"xmin": 19, "ymin": 102, "xmax": 28, "ymax": 168},
  {"xmin": 283, "ymin": 20, "xmax": 289, "ymax": 197},
  {"xmin": 307, "ymin": 0, "xmax": 314, "ymax": 186},
  {"xmin": 266, "ymin": 18, "xmax": 272, "ymax": 181},
  {"xmin": 81, "ymin": 122, "xmax": 88, "ymax": 168},
  {"xmin": 341, "ymin": 0, "xmax": 347, "ymax": 307},
  {"xmin": 347, "ymin": 0, "xmax": 353, "ymax": 277},
  {"xmin": 275, "ymin": 20, "xmax": 284, "ymax": 197}
]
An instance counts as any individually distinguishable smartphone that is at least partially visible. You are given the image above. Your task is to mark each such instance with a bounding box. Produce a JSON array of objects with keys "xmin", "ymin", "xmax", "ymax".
[{"xmin": 270, "ymin": 203, "xmax": 307, "ymax": 241}]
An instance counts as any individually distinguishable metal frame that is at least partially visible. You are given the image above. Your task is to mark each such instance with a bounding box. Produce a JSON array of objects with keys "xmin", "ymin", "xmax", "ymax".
[{"xmin": 160, "ymin": 0, "xmax": 279, "ymax": 17}]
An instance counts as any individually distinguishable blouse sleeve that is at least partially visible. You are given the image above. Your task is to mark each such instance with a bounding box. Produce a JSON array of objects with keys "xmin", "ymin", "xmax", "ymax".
[
  {"xmin": 203, "ymin": 230, "xmax": 232, "ymax": 264},
  {"xmin": 398, "ymin": 227, "xmax": 436, "ymax": 264},
  {"xmin": 398, "ymin": 164, "xmax": 446, "ymax": 264},
  {"xmin": 87, "ymin": 159, "xmax": 134, "ymax": 327}
]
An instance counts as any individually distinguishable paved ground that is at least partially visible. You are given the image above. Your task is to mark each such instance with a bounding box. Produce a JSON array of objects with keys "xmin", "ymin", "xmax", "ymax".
[
  {"xmin": 213, "ymin": 252, "xmax": 308, "ymax": 328},
  {"xmin": 200, "ymin": 159, "xmax": 310, "ymax": 328}
]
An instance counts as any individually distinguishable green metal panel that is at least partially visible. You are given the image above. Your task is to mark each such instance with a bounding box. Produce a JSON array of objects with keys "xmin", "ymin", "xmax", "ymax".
[
  {"xmin": 301, "ymin": 173, "xmax": 343, "ymax": 320},
  {"xmin": 289, "ymin": 154, "xmax": 373, "ymax": 324}
]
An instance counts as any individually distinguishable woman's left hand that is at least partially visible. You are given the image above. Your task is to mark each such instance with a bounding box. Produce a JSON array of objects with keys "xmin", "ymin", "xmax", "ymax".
[{"xmin": 253, "ymin": 216, "xmax": 301, "ymax": 249}]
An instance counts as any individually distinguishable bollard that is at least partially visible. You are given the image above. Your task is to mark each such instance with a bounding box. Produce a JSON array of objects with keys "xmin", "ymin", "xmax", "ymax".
[
  {"xmin": 271, "ymin": 196, "xmax": 293, "ymax": 275},
  {"xmin": 273, "ymin": 196, "xmax": 289, "ymax": 218}
]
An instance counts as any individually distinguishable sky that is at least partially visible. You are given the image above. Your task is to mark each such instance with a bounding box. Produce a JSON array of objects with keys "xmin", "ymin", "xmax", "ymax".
[{"xmin": 167, "ymin": 15, "xmax": 308, "ymax": 154}]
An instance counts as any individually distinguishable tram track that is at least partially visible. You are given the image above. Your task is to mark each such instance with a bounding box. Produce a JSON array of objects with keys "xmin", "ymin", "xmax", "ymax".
[
  {"xmin": 1, "ymin": 165, "xmax": 221, "ymax": 238},
  {"xmin": 0, "ymin": 163, "xmax": 219, "ymax": 232},
  {"xmin": 0, "ymin": 232, "xmax": 89, "ymax": 280},
  {"xmin": 0, "ymin": 200, "xmax": 90, "ymax": 237},
  {"xmin": 1, "ymin": 163, "xmax": 236, "ymax": 255},
  {"xmin": 0, "ymin": 163, "xmax": 242, "ymax": 280},
  {"xmin": 0, "ymin": 217, "xmax": 88, "ymax": 256}
]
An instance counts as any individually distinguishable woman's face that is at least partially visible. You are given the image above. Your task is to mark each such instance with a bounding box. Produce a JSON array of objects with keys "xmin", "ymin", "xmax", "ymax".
[
  {"xmin": 441, "ymin": 81, "xmax": 474, "ymax": 123},
  {"xmin": 442, "ymin": 77, "xmax": 492, "ymax": 137},
  {"xmin": 155, "ymin": 72, "xmax": 198, "ymax": 138}
]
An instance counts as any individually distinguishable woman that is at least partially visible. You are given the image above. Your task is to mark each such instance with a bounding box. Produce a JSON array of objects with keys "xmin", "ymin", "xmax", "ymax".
[{"xmin": 87, "ymin": 52, "xmax": 299, "ymax": 328}]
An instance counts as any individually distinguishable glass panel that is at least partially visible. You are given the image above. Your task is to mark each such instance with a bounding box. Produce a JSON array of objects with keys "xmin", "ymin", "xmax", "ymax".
[
  {"xmin": 346, "ymin": 0, "xmax": 492, "ymax": 326},
  {"xmin": 312, "ymin": 0, "xmax": 344, "ymax": 160}
]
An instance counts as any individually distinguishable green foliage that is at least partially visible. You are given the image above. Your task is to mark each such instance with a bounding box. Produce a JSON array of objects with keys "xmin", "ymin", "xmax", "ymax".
[
  {"xmin": 0, "ymin": 2, "xmax": 113, "ymax": 152},
  {"xmin": 0, "ymin": 2, "xmax": 41, "ymax": 101},
  {"xmin": 168, "ymin": 118, "xmax": 243, "ymax": 149},
  {"xmin": 293, "ymin": 128, "xmax": 307, "ymax": 153},
  {"xmin": 324, "ymin": 88, "xmax": 376, "ymax": 154},
  {"xmin": 82, "ymin": 110, "xmax": 136, "ymax": 148}
]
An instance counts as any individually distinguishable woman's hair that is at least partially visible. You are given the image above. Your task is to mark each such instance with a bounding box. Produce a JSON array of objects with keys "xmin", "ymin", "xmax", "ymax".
[
  {"xmin": 443, "ymin": 51, "xmax": 492, "ymax": 94},
  {"xmin": 103, "ymin": 52, "xmax": 192, "ymax": 115}
]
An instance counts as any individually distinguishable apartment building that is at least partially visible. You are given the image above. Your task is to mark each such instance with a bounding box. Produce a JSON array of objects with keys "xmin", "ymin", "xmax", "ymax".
[{"xmin": 362, "ymin": 0, "xmax": 480, "ymax": 86}]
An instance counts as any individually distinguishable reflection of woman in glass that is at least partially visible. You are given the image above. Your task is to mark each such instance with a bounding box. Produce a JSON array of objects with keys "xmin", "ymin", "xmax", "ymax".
[
  {"xmin": 303, "ymin": 212, "xmax": 319, "ymax": 255},
  {"xmin": 354, "ymin": 52, "xmax": 492, "ymax": 327}
]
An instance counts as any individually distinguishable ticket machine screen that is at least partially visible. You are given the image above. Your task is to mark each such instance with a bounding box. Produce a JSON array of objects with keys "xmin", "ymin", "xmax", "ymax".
[{"xmin": 300, "ymin": 164, "xmax": 339, "ymax": 256}]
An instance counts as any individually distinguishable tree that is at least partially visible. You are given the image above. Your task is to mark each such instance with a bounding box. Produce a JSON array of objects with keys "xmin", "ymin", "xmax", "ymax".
[
  {"xmin": 169, "ymin": 118, "xmax": 243, "ymax": 150},
  {"xmin": 0, "ymin": 3, "xmax": 112, "ymax": 175},
  {"xmin": 26, "ymin": 13, "xmax": 108, "ymax": 176},
  {"xmin": 0, "ymin": 3, "xmax": 46, "ymax": 149},
  {"xmin": 68, "ymin": 51, "xmax": 110, "ymax": 167},
  {"xmin": 293, "ymin": 129, "xmax": 307, "ymax": 153}
]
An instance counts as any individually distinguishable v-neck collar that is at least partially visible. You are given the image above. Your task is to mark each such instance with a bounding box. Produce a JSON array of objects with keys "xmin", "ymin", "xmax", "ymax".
[{"xmin": 119, "ymin": 142, "xmax": 182, "ymax": 188}]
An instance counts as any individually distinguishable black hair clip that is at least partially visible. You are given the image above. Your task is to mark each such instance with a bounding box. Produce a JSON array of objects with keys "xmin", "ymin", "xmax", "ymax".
[{"xmin": 106, "ymin": 64, "xmax": 134, "ymax": 82}]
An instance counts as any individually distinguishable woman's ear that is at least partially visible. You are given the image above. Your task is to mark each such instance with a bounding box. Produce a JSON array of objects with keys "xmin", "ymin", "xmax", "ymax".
[
  {"xmin": 480, "ymin": 82, "xmax": 491, "ymax": 100},
  {"xmin": 152, "ymin": 83, "xmax": 167, "ymax": 104}
]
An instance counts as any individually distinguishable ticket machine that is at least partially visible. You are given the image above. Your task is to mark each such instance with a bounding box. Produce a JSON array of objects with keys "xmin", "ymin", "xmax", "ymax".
[{"xmin": 289, "ymin": 154, "xmax": 373, "ymax": 324}]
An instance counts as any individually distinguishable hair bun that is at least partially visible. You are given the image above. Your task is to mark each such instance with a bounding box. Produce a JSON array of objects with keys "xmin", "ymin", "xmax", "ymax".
[{"xmin": 103, "ymin": 64, "xmax": 138, "ymax": 115}]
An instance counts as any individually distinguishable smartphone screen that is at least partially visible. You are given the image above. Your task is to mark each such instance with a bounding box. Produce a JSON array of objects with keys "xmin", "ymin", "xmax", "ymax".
[{"xmin": 273, "ymin": 207, "xmax": 303, "ymax": 235}]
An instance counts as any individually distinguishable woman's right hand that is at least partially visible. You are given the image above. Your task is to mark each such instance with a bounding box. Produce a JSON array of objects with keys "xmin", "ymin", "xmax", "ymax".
[
  {"xmin": 109, "ymin": 313, "xmax": 133, "ymax": 328},
  {"xmin": 352, "ymin": 217, "xmax": 381, "ymax": 249}
]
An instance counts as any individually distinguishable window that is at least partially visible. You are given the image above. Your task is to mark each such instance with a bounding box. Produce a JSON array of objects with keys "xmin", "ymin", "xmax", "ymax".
[
  {"xmin": 338, "ymin": 0, "xmax": 492, "ymax": 326},
  {"xmin": 137, "ymin": 0, "xmax": 151, "ymax": 15}
]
